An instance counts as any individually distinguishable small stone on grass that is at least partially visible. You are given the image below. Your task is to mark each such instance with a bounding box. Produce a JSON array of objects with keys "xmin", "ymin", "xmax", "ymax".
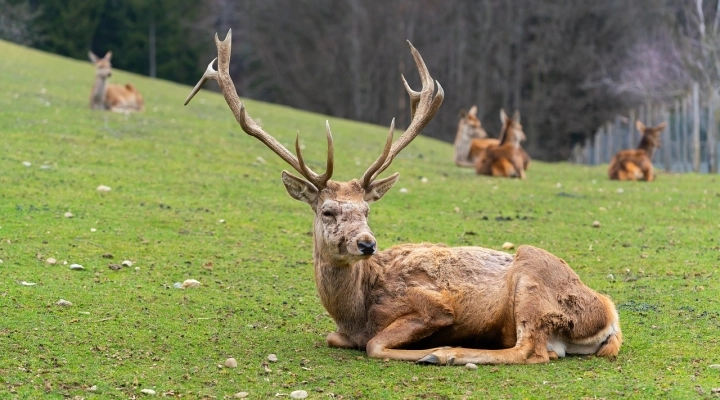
[
  {"xmin": 465, "ymin": 363, "xmax": 478, "ymax": 370},
  {"xmin": 224, "ymin": 357, "xmax": 238, "ymax": 368},
  {"xmin": 46, "ymin": 257, "xmax": 57, "ymax": 265},
  {"xmin": 140, "ymin": 388, "xmax": 156, "ymax": 395},
  {"xmin": 502, "ymin": 242, "xmax": 514, "ymax": 250},
  {"xmin": 592, "ymin": 221, "xmax": 601, "ymax": 228},
  {"xmin": 96, "ymin": 185, "xmax": 112, "ymax": 192},
  {"xmin": 56, "ymin": 299, "xmax": 72, "ymax": 307},
  {"xmin": 268, "ymin": 354, "xmax": 278, "ymax": 362},
  {"xmin": 64, "ymin": 212, "xmax": 74, "ymax": 218},
  {"xmin": 290, "ymin": 390, "xmax": 308, "ymax": 399},
  {"xmin": 121, "ymin": 260, "xmax": 133, "ymax": 267},
  {"xmin": 70, "ymin": 264, "xmax": 84, "ymax": 270},
  {"xmin": 181, "ymin": 279, "xmax": 201, "ymax": 288},
  {"xmin": 234, "ymin": 393, "xmax": 249, "ymax": 399}
]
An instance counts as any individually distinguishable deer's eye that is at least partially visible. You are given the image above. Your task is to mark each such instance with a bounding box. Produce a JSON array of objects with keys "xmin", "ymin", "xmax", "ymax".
[{"xmin": 322, "ymin": 210, "xmax": 335, "ymax": 218}]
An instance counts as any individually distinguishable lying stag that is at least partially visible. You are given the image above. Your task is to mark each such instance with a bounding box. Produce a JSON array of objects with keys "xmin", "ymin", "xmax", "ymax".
[
  {"xmin": 474, "ymin": 109, "xmax": 530, "ymax": 179},
  {"xmin": 185, "ymin": 30, "xmax": 622, "ymax": 365}
]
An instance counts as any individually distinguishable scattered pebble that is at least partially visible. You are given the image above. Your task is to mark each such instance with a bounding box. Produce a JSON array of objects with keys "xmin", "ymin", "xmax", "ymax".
[
  {"xmin": 218, "ymin": 219, "xmax": 226, "ymax": 223},
  {"xmin": 134, "ymin": 267, "xmax": 140, "ymax": 271},
  {"xmin": 268, "ymin": 354, "xmax": 278, "ymax": 362},
  {"xmin": 555, "ymin": 182, "xmax": 562, "ymax": 188},
  {"xmin": 40, "ymin": 165, "xmax": 52, "ymax": 170},
  {"xmin": 46, "ymin": 257, "xmax": 57, "ymax": 265},
  {"xmin": 607, "ymin": 274, "xmax": 615, "ymax": 281},
  {"xmin": 712, "ymin": 388, "xmax": 720, "ymax": 394},
  {"xmin": 90, "ymin": 228, "xmax": 97, "ymax": 232},
  {"xmin": 709, "ymin": 364, "xmax": 720, "ymax": 369},
  {"xmin": 399, "ymin": 188, "xmax": 408, "ymax": 193},
  {"xmin": 420, "ymin": 177, "xmax": 428, "ymax": 183},
  {"xmin": 181, "ymin": 279, "xmax": 201, "ymax": 288},
  {"xmin": 69, "ymin": 264, "xmax": 84, "ymax": 270},
  {"xmin": 64, "ymin": 212, "xmax": 74, "ymax": 218},
  {"xmin": 453, "ymin": 207, "xmax": 461, "ymax": 213},
  {"xmin": 224, "ymin": 358, "xmax": 238, "ymax": 368},
  {"xmin": 140, "ymin": 388, "xmax": 156, "ymax": 395},
  {"xmin": 87, "ymin": 385, "xmax": 97, "ymax": 392},
  {"xmin": 290, "ymin": 390, "xmax": 308, "ymax": 399},
  {"xmin": 465, "ymin": 363, "xmax": 478, "ymax": 370},
  {"xmin": 592, "ymin": 221, "xmax": 601, "ymax": 228},
  {"xmin": 122, "ymin": 260, "xmax": 133, "ymax": 267},
  {"xmin": 255, "ymin": 156, "xmax": 266, "ymax": 164},
  {"xmin": 96, "ymin": 185, "xmax": 112, "ymax": 192},
  {"xmin": 502, "ymin": 242, "xmax": 514, "ymax": 250},
  {"xmin": 56, "ymin": 299, "xmax": 73, "ymax": 307},
  {"xmin": 173, "ymin": 282, "xmax": 183, "ymax": 289},
  {"xmin": 22, "ymin": 161, "xmax": 32, "ymax": 167},
  {"xmin": 20, "ymin": 281, "xmax": 37, "ymax": 286},
  {"xmin": 616, "ymin": 188, "xmax": 624, "ymax": 193},
  {"xmin": 234, "ymin": 393, "xmax": 249, "ymax": 399}
]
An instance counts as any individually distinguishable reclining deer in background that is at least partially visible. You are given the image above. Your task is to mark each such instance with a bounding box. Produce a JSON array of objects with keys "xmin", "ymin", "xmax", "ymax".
[
  {"xmin": 608, "ymin": 120, "xmax": 666, "ymax": 181},
  {"xmin": 186, "ymin": 30, "xmax": 622, "ymax": 365},
  {"xmin": 474, "ymin": 109, "xmax": 530, "ymax": 179},
  {"xmin": 454, "ymin": 105, "xmax": 490, "ymax": 167},
  {"xmin": 88, "ymin": 51, "xmax": 144, "ymax": 112}
]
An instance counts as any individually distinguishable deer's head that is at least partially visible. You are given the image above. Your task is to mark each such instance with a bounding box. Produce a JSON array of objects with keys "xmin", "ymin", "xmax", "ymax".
[
  {"xmin": 458, "ymin": 105, "xmax": 487, "ymax": 140},
  {"xmin": 499, "ymin": 109, "xmax": 525, "ymax": 146},
  {"xmin": 636, "ymin": 120, "xmax": 666, "ymax": 149},
  {"xmin": 89, "ymin": 51, "xmax": 113, "ymax": 79},
  {"xmin": 185, "ymin": 30, "xmax": 443, "ymax": 265}
]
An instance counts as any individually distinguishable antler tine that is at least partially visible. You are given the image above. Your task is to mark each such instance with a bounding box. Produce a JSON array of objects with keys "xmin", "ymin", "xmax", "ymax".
[
  {"xmin": 294, "ymin": 121, "xmax": 334, "ymax": 189},
  {"xmin": 185, "ymin": 29, "xmax": 332, "ymax": 189},
  {"xmin": 360, "ymin": 119, "xmax": 395, "ymax": 187},
  {"xmin": 360, "ymin": 41, "xmax": 444, "ymax": 187}
]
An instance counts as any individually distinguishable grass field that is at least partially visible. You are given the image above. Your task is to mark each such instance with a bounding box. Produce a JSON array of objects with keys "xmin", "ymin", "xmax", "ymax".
[{"xmin": 1, "ymin": 38, "xmax": 719, "ymax": 399}]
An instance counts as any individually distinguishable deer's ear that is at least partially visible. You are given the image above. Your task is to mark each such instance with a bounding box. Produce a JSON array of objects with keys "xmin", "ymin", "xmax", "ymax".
[
  {"xmin": 468, "ymin": 105, "xmax": 478, "ymax": 117},
  {"xmin": 500, "ymin": 109, "xmax": 508, "ymax": 125},
  {"xmin": 635, "ymin": 120, "xmax": 646, "ymax": 133},
  {"xmin": 104, "ymin": 51, "xmax": 113, "ymax": 61},
  {"xmin": 89, "ymin": 51, "xmax": 99, "ymax": 63},
  {"xmin": 654, "ymin": 121, "xmax": 667, "ymax": 131},
  {"xmin": 364, "ymin": 173, "xmax": 399, "ymax": 203},
  {"xmin": 281, "ymin": 171, "xmax": 318, "ymax": 205}
]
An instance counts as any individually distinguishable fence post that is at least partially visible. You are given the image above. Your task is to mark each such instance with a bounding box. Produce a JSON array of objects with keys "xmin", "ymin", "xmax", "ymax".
[
  {"xmin": 605, "ymin": 121, "xmax": 613, "ymax": 163},
  {"xmin": 661, "ymin": 103, "xmax": 671, "ymax": 172},
  {"xmin": 594, "ymin": 128, "xmax": 602, "ymax": 165},
  {"xmin": 682, "ymin": 95, "xmax": 690, "ymax": 172},
  {"xmin": 692, "ymin": 82, "xmax": 701, "ymax": 172},
  {"xmin": 709, "ymin": 91, "xmax": 718, "ymax": 173},
  {"xmin": 628, "ymin": 109, "xmax": 636, "ymax": 148},
  {"xmin": 673, "ymin": 99, "xmax": 680, "ymax": 173},
  {"xmin": 585, "ymin": 136, "xmax": 592, "ymax": 165}
]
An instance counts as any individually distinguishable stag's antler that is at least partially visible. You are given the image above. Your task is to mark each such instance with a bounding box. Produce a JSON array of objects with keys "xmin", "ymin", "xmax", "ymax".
[
  {"xmin": 184, "ymin": 29, "xmax": 333, "ymax": 190},
  {"xmin": 360, "ymin": 41, "xmax": 444, "ymax": 188}
]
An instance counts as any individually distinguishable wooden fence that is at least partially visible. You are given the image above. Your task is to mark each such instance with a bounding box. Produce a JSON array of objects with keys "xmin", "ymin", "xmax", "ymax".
[{"xmin": 570, "ymin": 82, "xmax": 719, "ymax": 173}]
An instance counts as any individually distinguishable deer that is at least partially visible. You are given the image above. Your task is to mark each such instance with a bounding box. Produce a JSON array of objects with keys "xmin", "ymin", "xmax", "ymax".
[
  {"xmin": 88, "ymin": 51, "xmax": 144, "ymax": 112},
  {"xmin": 454, "ymin": 105, "xmax": 491, "ymax": 167},
  {"xmin": 608, "ymin": 120, "xmax": 666, "ymax": 182},
  {"xmin": 185, "ymin": 30, "xmax": 622, "ymax": 365},
  {"xmin": 473, "ymin": 109, "xmax": 530, "ymax": 179}
]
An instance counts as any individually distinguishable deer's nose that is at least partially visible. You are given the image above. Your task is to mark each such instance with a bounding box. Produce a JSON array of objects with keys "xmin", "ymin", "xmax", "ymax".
[{"xmin": 357, "ymin": 240, "xmax": 376, "ymax": 255}]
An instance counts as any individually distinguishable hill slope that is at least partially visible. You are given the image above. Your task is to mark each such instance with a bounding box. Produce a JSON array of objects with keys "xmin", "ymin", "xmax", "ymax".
[{"xmin": 1, "ymin": 39, "xmax": 719, "ymax": 398}]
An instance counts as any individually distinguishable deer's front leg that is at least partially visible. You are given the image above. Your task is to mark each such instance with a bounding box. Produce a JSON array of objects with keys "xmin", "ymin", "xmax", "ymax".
[
  {"xmin": 326, "ymin": 331, "xmax": 356, "ymax": 349},
  {"xmin": 365, "ymin": 313, "xmax": 453, "ymax": 362}
]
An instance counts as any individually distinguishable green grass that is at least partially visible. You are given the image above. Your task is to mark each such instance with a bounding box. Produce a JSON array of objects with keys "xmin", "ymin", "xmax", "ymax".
[{"xmin": 1, "ymin": 38, "xmax": 719, "ymax": 399}]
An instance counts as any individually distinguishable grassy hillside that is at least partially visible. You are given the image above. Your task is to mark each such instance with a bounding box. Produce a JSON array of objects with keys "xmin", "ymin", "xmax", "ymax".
[{"xmin": 1, "ymin": 38, "xmax": 719, "ymax": 399}]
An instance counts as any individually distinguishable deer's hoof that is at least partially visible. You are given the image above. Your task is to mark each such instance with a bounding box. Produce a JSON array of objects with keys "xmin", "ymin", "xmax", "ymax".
[{"xmin": 416, "ymin": 354, "xmax": 440, "ymax": 365}]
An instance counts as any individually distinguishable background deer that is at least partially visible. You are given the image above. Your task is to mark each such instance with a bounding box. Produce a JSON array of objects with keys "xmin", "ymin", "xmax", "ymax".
[
  {"xmin": 474, "ymin": 109, "xmax": 530, "ymax": 178},
  {"xmin": 608, "ymin": 120, "xmax": 666, "ymax": 181},
  {"xmin": 186, "ymin": 30, "xmax": 621, "ymax": 365},
  {"xmin": 453, "ymin": 105, "xmax": 490, "ymax": 167},
  {"xmin": 88, "ymin": 51, "xmax": 144, "ymax": 112}
]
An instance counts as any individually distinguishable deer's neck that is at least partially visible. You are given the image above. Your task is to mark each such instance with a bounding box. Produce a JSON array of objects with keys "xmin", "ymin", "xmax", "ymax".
[
  {"xmin": 90, "ymin": 74, "xmax": 108, "ymax": 109},
  {"xmin": 636, "ymin": 136, "xmax": 656, "ymax": 158},
  {"xmin": 313, "ymin": 247, "xmax": 376, "ymax": 341}
]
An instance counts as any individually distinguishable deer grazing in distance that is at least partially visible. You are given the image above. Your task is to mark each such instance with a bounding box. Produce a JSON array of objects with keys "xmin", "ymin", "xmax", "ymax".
[
  {"xmin": 88, "ymin": 51, "xmax": 144, "ymax": 112},
  {"xmin": 454, "ymin": 105, "xmax": 491, "ymax": 167},
  {"xmin": 186, "ymin": 30, "xmax": 621, "ymax": 365},
  {"xmin": 608, "ymin": 120, "xmax": 666, "ymax": 181},
  {"xmin": 473, "ymin": 109, "xmax": 530, "ymax": 179}
]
